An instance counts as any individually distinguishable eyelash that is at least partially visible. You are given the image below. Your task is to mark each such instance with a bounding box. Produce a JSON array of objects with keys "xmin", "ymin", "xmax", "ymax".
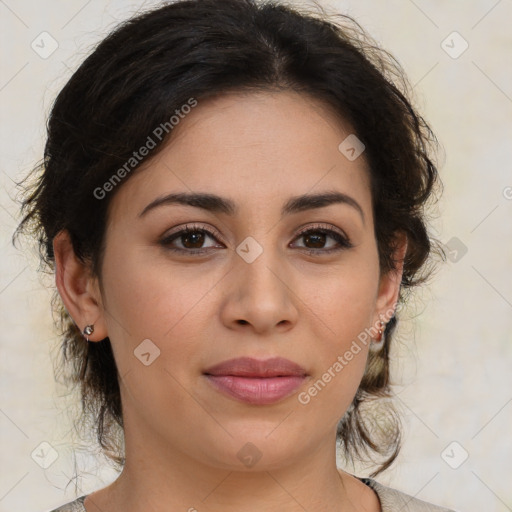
[{"xmin": 160, "ymin": 223, "xmax": 354, "ymax": 256}]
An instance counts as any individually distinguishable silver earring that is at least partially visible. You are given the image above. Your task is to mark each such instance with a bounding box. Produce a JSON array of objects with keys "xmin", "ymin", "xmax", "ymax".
[{"xmin": 83, "ymin": 324, "xmax": 94, "ymax": 341}]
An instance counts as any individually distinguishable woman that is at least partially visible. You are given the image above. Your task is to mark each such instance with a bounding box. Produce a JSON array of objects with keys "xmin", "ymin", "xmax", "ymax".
[{"xmin": 15, "ymin": 0, "xmax": 455, "ymax": 510}]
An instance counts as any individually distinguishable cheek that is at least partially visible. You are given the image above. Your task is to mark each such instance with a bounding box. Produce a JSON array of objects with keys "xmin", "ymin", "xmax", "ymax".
[
  {"xmin": 297, "ymin": 259, "xmax": 377, "ymax": 412},
  {"xmin": 297, "ymin": 280, "xmax": 372, "ymax": 426},
  {"xmin": 305, "ymin": 257, "xmax": 378, "ymax": 343},
  {"xmin": 99, "ymin": 243, "xmax": 221, "ymax": 373},
  {"xmin": 98, "ymin": 247, "xmax": 216, "ymax": 434},
  {"xmin": 297, "ymin": 351, "xmax": 368, "ymax": 431}
]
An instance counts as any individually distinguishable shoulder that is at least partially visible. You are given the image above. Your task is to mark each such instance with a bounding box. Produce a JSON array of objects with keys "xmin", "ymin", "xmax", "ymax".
[
  {"xmin": 45, "ymin": 482, "xmax": 460, "ymax": 512},
  {"xmin": 361, "ymin": 477, "xmax": 459, "ymax": 512},
  {"xmin": 46, "ymin": 495, "xmax": 87, "ymax": 512}
]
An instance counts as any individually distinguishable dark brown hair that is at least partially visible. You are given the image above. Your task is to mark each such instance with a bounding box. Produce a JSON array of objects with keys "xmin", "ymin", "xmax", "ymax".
[{"xmin": 13, "ymin": 0, "xmax": 445, "ymax": 477}]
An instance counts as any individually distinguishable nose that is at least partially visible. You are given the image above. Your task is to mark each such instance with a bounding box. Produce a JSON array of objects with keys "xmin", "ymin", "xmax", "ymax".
[{"xmin": 219, "ymin": 247, "xmax": 300, "ymax": 335}]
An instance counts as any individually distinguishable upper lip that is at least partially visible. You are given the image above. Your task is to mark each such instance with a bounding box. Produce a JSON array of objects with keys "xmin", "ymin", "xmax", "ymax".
[{"xmin": 203, "ymin": 357, "xmax": 308, "ymax": 378}]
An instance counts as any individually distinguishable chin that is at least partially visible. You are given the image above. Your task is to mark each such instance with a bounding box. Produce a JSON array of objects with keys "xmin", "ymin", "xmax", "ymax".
[{"xmin": 194, "ymin": 426, "xmax": 310, "ymax": 472}]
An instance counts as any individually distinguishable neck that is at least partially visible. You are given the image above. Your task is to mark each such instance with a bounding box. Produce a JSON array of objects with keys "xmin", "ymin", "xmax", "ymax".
[
  {"xmin": 84, "ymin": 396, "xmax": 380, "ymax": 512},
  {"xmin": 84, "ymin": 423, "xmax": 367, "ymax": 512}
]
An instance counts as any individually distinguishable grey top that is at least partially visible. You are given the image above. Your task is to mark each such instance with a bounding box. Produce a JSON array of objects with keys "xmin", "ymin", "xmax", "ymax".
[{"xmin": 47, "ymin": 477, "xmax": 457, "ymax": 511}]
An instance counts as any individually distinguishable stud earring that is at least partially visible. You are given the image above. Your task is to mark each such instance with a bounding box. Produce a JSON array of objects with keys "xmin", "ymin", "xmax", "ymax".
[
  {"xmin": 369, "ymin": 320, "xmax": 386, "ymax": 352},
  {"xmin": 83, "ymin": 324, "xmax": 94, "ymax": 342}
]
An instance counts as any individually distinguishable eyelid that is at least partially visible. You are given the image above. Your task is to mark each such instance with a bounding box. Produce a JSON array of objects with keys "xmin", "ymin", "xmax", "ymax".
[
  {"xmin": 291, "ymin": 223, "xmax": 354, "ymax": 252},
  {"xmin": 163, "ymin": 222, "xmax": 347, "ymax": 242},
  {"xmin": 160, "ymin": 221, "xmax": 353, "ymax": 253},
  {"xmin": 163, "ymin": 223, "xmax": 225, "ymax": 243},
  {"xmin": 294, "ymin": 222, "xmax": 348, "ymax": 239}
]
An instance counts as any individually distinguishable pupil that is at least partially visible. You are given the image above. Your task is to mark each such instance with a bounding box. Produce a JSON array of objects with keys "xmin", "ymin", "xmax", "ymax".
[
  {"xmin": 306, "ymin": 233, "xmax": 325, "ymax": 248},
  {"xmin": 184, "ymin": 232, "xmax": 204, "ymax": 248}
]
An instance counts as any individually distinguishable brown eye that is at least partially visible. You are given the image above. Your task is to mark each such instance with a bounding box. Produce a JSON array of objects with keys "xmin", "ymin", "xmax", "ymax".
[
  {"xmin": 291, "ymin": 225, "xmax": 353, "ymax": 254},
  {"xmin": 303, "ymin": 231, "xmax": 327, "ymax": 249},
  {"xmin": 160, "ymin": 224, "xmax": 223, "ymax": 254},
  {"xmin": 180, "ymin": 230, "xmax": 207, "ymax": 249}
]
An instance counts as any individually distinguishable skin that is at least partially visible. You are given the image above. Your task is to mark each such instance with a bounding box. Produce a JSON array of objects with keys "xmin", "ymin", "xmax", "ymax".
[{"xmin": 54, "ymin": 90, "xmax": 407, "ymax": 512}]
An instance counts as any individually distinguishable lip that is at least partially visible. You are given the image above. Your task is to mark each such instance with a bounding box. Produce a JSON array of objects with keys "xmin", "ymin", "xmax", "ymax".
[{"xmin": 203, "ymin": 357, "xmax": 308, "ymax": 405}]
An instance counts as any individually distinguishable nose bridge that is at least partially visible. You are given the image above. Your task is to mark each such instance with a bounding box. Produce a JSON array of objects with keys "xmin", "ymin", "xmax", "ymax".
[
  {"xmin": 225, "ymin": 232, "xmax": 299, "ymax": 331},
  {"xmin": 236, "ymin": 234, "xmax": 286, "ymax": 298}
]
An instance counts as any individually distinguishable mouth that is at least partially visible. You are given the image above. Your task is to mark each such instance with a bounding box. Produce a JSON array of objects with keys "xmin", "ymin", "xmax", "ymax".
[{"xmin": 203, "ymin": 357, "xmax": 308, "ymax": 405}]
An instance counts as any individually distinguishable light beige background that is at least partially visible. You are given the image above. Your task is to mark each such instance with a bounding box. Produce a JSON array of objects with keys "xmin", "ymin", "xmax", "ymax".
[{"xmin": 1, "ymin": 1, "xmax": 511, "ymax": 511}]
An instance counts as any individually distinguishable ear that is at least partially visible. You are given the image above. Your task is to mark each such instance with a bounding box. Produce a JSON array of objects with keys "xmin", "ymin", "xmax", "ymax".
[
  {"xmin": 53, "ymin": 229, "xmax": 108, "ymax": 342},
  {"xmin": 374, "ymin": 231, "xmax": 408, "ymax": 324}
]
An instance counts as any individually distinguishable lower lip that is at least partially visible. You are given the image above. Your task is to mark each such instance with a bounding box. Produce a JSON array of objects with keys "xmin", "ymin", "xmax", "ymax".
[{"xmin": 204, "ymin": 375, "xmax": 306, "ymax": 405}]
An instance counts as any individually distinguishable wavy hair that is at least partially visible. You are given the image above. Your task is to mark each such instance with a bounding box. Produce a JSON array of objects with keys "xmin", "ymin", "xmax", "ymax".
[{"xmin": 13, "ymin": 0, "xmax": 445, "ymax": 477}]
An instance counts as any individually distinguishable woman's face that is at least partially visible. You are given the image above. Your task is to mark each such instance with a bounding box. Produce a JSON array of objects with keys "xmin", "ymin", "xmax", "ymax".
[{"xmin": 84, "ymin": 91, "xmax": 403, "ymax": 470}]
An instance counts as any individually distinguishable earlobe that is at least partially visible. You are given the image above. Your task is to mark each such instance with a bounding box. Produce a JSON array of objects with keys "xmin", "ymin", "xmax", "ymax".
[
  {"xmin": 375, "ymin": 232, "xmax": 408, "ymax": 322},
  {"xmin": 53, "ymin": 230, "xmax": 108, "ymax": 342}
]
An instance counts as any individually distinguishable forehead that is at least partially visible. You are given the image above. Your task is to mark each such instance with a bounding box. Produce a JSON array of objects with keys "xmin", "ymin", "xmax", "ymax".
[{"xmin": 107, "ymin": 90, "xmax": 372, "ymax": 222}]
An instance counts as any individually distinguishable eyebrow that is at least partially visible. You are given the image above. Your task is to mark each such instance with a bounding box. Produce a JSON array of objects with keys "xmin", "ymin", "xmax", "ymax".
[{"xmin": 138, "ymin": 190, "xmax": 365, "ymax": 224}]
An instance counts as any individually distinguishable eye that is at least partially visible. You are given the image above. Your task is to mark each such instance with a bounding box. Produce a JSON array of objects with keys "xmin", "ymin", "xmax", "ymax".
[
  {"xmin": 160, "ymin": 224, "xmax": 224, "ymax": 255},
  {"xmin": 160, "ymin": 222, "xmax": 353, "ymax": 256},
  {"xmin": 291, "ymin": 224, "xmax": 353, "ymax": 255}
]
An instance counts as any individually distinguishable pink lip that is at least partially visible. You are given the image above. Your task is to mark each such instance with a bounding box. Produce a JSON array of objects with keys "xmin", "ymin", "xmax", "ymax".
[{"xmin": 203, "ymin": 357, "xmax": 308, "ymax": 405}]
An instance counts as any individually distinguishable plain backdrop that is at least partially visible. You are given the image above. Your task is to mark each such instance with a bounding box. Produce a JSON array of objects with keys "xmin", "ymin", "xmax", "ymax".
[{"xmin": 1, "ymin": 1, "xmax": 511, "ymax": 511}]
